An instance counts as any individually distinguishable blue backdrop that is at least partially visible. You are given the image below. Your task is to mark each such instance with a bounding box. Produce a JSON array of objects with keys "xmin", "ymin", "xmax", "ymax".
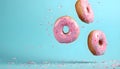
[{"xmin": 0, "ymin": 0, "xmax": 120, "ymax": 63}]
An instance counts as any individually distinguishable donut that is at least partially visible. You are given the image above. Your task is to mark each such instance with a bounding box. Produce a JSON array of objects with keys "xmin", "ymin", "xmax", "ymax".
[
  {"xmin": 53, "ymin": 16, "xmax": 80, "ymax": 43},
  {"xmin": 88, "ymin": 30, "xmax": 107, "ymax": 55},
  {"xmin": 75, "ymin": 0, "xmax": 94, "ymax": 23}
]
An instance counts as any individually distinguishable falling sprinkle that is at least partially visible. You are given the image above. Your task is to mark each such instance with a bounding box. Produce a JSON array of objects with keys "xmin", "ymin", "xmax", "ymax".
[
  {"xmin": 48, "ymin": 9, "xmax": 53, "ymax": 12},
  {"xmin": 48, "ymin": 22, "xmax": 50, "ymax": 25},
  {"xmin": 58, "ymin": 5, "xmax": 63, "ymax": 9},
  {"xmin": 52, "ymin": 45, "xmax": 54, "ymax": 48},
  {"xmin": 46, "ymin": 28, "xmax": 48, "ymax": 31},
  {"xmin": 97, "ymin": 1, "xmax": 101, "ymax": 4},
  {"xmin": 101, "ymin": 61, "xmax": 105, "ymax": 63},
  {"xmin": 51, "ymin": 24, "xmax": 53, "ymax": 26},
  {"xmin": 81, "ymin": 26, "xmax": 85, "ymax": 28},
  {"xmin": 39, "ymin": 45, "xmax": 42, "ymax": 48},
  {"xmin": 40, "ymin": 24, "xmax": 43, "ymax": 26},
  {"xmin": 50, "ymin": 16, "xmax": 53, "ymax": 20},
  {"xmin": 47, "ymin": 33, "xmax": 51, "ymax": 36}
]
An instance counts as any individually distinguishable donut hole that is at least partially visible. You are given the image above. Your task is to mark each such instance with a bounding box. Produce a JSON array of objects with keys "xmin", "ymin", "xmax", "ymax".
[
  {"xmin": 99, "ymin": 39, "xmax": 103, "ymax": 46},
  {"xmin": 86, "ymin": 6, "xmax": 90, "ymax": 13},
  {"xmin": 63, "ymin": 26, "xmax": 69, "ymax": 34}
]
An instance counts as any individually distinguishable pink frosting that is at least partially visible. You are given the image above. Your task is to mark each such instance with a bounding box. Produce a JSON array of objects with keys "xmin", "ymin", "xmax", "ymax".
[
  {"xmin": 91, "ymin": 30, "xmax": 107, "ymax": 55},
  {"xmin": 53, "ymin": 16, "xmax": 80, "ymax": 43}
]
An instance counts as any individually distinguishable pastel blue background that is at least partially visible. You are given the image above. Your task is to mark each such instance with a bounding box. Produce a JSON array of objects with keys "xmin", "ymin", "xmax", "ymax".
[{"xmin": 0, "ymin": 0, "xmax": 120, "ymax": 64}]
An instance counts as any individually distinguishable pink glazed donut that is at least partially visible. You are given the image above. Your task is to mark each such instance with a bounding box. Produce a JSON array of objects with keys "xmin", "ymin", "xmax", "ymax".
[
  {"xmin": 75, "ymin": 0, "xmax": 94, "ymax": 23},
  {"xmin": 88, "ymin": 30, "xmax": 107, "ymax": 55},
  {"xmin": 53, "ymin": 16, "xmax": 80, "ymax": 43}
]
